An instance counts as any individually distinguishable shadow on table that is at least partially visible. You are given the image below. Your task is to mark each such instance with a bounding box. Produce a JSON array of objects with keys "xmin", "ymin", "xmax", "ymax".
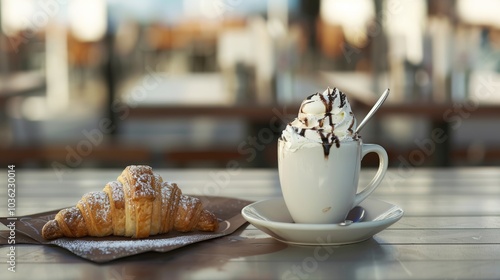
[
  {"xmin": 99, "ymin": 225, "xmax": 288, "ymax": 279},
  {"xmin": 260, "ymin": 238, "xmax": 388, "ymax": 279},
  {"xmin": 98, "ymin": 232, "xmax": 388, "ymax": 279}
]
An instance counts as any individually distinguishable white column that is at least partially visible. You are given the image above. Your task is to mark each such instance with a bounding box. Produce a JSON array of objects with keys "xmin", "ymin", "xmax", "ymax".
[{"xmin": 45, "ymin": 22, "xmax": 69, "ymax": 112}]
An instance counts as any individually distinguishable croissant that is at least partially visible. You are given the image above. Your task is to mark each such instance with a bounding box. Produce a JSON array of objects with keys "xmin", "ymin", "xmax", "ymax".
[{"xmin": 42, "ymin": 165, "xmax": 219, "ymax": 240}]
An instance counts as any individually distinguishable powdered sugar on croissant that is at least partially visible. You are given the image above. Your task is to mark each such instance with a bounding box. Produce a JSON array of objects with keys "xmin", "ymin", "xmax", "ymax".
[{"xmin": 42, "ymin": 165, "xmax": 219, "ymax": 240}]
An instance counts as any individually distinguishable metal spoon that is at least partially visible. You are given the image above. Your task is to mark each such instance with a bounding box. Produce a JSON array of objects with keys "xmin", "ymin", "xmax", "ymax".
[
  {"xmin": 339, "ymin": 206, "xmax": 366, "ymax": 226},
  {"xmin": 355, "ymin": 89, "xmax": 390, "ymax": 134},
  {"xmin": 346, "ymin": 206, "xmax": 366, "ymax": 223}
]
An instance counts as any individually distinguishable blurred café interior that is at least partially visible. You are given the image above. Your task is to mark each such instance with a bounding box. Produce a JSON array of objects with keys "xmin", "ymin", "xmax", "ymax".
[{"xmin": 0, "ymin": 0, "xmax": 499, "ymax": 170}]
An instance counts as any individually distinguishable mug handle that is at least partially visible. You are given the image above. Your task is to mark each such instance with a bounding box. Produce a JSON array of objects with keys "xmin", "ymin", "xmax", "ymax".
[{"xmin": 353, "ymin": 144, "xmax": 388, "ymax": 206}]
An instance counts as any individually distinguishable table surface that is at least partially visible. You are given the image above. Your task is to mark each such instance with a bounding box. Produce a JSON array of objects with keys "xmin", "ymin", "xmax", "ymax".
[{"xmin": 2, "ymin": 167, "xmax": 500, "ymax": 280}]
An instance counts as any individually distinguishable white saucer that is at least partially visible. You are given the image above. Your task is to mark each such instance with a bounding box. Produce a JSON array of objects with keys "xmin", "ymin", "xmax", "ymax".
[{"xmin": 241, "ymin": 197, "xmax": 403, "ymax": 246}]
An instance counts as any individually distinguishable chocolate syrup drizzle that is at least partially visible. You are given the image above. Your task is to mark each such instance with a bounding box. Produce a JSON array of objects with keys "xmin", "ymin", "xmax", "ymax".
[
  {"xmin": 318, "ymin": 131, "xmax": 341, "ymax": 159},
  {"xmin": 339, "ymin": 91, "xmax": 347, "ymax": 108},
  {"xmin": 347, "ymin": 112, "xmax": 355, "ymax": 134},
  {"xmin": 322, "ymin": 88, "xmax": 340, "ymax": 156},
  {"xmin": 293, "ymin": 88, "xmax": 357, "ymax": 158},
  {"xmin": 299, "ymin": 129, "xmax": 306, "ymax": 137}
]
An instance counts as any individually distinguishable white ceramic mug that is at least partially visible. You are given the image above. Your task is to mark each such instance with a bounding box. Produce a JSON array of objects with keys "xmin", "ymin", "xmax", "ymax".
[{"xmin": 278, "ymin": 139, "xmax": 388, "ymax": 224}]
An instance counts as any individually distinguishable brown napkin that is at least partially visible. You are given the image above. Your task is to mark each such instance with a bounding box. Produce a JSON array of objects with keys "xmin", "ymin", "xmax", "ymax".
[{"xmin": 0, "ymin": 196, "xmax": 251, "ymax": 263}]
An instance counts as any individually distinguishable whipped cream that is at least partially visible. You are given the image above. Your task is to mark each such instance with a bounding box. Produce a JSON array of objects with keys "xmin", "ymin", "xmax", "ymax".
[{"xmin": 280, "ymin": 87, "xmax": 358, "ymax": 154}]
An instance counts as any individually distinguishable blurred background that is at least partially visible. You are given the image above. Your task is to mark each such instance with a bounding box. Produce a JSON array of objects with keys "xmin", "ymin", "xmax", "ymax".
[{"xmin": 1, "ymin": 0, "xmax": 499, "ymax": 170}]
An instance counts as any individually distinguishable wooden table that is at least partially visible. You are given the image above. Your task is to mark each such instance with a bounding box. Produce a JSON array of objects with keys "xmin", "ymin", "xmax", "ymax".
[{"xmin": 2, "ymin": 167, "xmax": 500, "ymax": 279}]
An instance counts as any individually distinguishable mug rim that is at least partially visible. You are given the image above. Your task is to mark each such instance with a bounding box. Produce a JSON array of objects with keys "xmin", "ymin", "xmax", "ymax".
[{"xmin": 278, "ymin": 137, "xmax": 362, "ymax": 146}]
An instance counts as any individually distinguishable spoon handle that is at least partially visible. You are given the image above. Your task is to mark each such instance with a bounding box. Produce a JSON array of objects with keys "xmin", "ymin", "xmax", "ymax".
[{"xmin": 355, "ymin": 88, "xmax": 390, "ymax": 134}]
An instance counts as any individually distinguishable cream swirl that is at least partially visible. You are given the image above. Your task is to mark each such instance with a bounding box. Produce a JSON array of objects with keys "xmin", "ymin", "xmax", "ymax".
[{"xmin": 281, "ymin": 87, "xmax": 358, "ymax": 153}]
